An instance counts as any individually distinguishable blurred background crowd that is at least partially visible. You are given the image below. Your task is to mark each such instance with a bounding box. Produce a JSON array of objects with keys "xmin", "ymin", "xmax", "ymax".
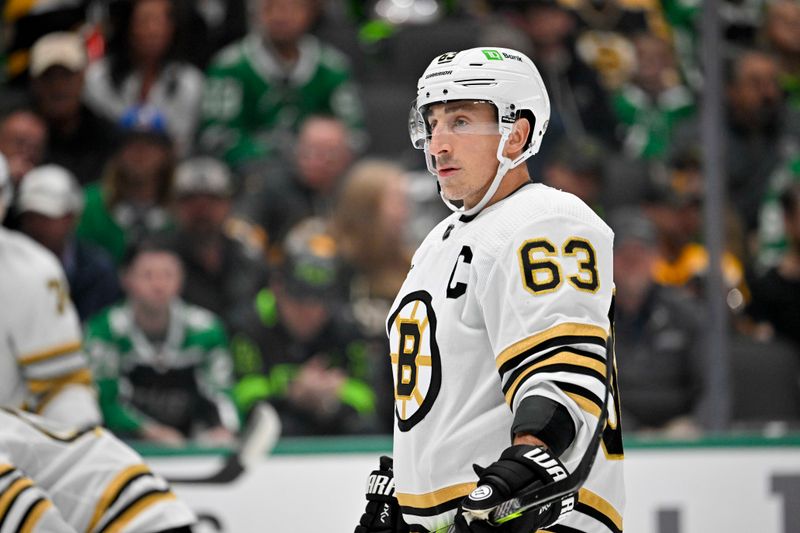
[{"xmin": 2, "ymin": 0, "xmax": 800, "ymax": 446}]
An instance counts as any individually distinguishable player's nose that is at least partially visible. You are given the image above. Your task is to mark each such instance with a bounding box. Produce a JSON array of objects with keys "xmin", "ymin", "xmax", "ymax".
[{"xmin": 428, "ymin": 129, "xmax": 452, "ymax": 155}]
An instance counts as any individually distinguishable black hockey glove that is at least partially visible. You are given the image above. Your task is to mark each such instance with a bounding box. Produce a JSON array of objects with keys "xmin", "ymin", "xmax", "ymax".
[
  {"xmin": 453, "ymin": 445, "xmax": 576, "ymax": 532},
  {"xmin": 355, "ymin": 456, "xmax": 410, "ymax": 533}
]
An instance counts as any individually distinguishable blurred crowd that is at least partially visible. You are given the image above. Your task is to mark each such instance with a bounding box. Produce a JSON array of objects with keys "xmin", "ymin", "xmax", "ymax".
[{"xmin": 2, "ymin": 0, "xmax": 800, "ymax": 445}]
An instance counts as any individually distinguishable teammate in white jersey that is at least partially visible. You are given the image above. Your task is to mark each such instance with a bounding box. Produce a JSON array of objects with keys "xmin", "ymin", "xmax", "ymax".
[
  {"xmin": 0, "ymin": 407, "xmax": 195, "ymax": 532},
  {"xmin": 0, "ymin": 155, "xmax": 101, "ymax": 428},
  {"xmin": 356, "ymin": 48, "xmax": 624, "ymax": 533}
]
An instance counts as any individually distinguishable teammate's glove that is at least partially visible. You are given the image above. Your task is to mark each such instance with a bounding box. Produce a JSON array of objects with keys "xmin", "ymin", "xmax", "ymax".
[
  {"xmin": 453, "ymin": 445, "xmax": 576, "ymax": 532},
  {"xmin": 355, "ymin": 456, "xmax": 410, "ymax": 533}
]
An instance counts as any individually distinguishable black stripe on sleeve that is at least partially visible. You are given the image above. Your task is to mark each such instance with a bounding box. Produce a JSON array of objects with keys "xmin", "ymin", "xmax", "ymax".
[
  {"xmin": 554, "ymin": 381, "xmax": 605, "ymax": 414},
  {"xmin": 502, "ymin": 347, "xmax": 607, "ymax": 396},
  {"xmin": 97, "ymin": 488, "xmax": 172, "ymax": 533},
  {"xmin": 103, "ymin": 472, "xmax": 151, "ymax": 517},
  {"xmin": 0, "ymin": 482, "xmax": 35, "ymax": 531},
  {"xmin": 498, "ymin": 335, "xmax": 606, "ymax": 377},
  {"xmin": 16, "ymin": 497, "xmax": 47, "ymax": 531}
]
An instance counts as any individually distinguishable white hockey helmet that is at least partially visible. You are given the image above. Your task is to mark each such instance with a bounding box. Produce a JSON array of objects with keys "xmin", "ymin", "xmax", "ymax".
[{"xmin": 409, "ymin": 47, "xmax": 550, "ymax": 215}]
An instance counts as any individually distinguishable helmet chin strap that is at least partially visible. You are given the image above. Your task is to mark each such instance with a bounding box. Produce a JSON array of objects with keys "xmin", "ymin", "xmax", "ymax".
[{"xmin": 429, "ymin": 131, "xmax": 518, "ymax": 217}]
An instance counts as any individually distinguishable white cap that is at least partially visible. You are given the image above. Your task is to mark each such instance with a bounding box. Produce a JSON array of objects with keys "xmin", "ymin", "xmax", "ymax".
[
  {"xmin": 173, "ymin": 156, "xmax": 233, "ymax": 197},
  {"xmin": 29, "ymin": 32, "xmax": 87, "ymax": 77},
  {"xmin": 18, "ymin": 165, "xmax": 84, "ymax": 217}
]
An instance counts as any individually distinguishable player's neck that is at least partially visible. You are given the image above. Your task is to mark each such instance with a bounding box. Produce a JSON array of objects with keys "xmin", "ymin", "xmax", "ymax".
[{"xmin": 482, "ymin": 166, "xmax": 532, "ymax": 210}]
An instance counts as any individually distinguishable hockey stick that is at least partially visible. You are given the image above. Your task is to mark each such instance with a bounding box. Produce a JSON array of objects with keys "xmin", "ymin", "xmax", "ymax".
[
  {"xmin": 443, "ymin": 330, "xmax": 615, "ymax": 532},
  {"xmin": 168, "ymin": 402, "xmax": 282, "ymax": 485}
]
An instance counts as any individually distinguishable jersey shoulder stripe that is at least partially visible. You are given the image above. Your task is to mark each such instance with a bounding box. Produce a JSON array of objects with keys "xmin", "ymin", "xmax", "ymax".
[
  {"xmin": 503, "ymin": 348, "xmax": 608, "ymax": 406},
  {"xmin": 87, "ymin": 464, "xmax": 151, "ymax": 532},
  {"xmin": 96, "ymin": 490, "xmax": 175, "ymax": 533},
  {"xmin": 16, "ymin": 497, "xmax": 50, "ymax": 533},
  {"xmin": 496, "ymin": 322, "xmax": 607, "ymax": 371},
  {"xmin": 18, "ymin": 341, "xmax": 83, "ymax": 367},
  {"xmin": 0, "ymin": 475, "xmax": 35, "ymax": 530}
]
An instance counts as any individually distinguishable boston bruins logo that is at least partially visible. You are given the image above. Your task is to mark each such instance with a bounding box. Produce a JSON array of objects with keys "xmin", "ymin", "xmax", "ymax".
[{"xmin": 387, "ymin": 290, "xmax": 442, "ymax": 432}]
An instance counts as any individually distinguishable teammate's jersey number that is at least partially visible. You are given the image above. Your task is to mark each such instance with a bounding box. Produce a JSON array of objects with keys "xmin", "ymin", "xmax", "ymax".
[
  {"xmin": 518, "ymin": 237, "xmax": 599, "ymax": 295},
  {"xmin": 47, "ymin": 278, "xmax": 69, "ymax": 314}
]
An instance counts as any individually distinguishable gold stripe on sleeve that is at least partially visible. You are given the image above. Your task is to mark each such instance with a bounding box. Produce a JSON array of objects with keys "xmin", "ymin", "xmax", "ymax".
[
  {"xmin": 102, "ymin": 492, "xmax": 177, "ymax": 533},
  {"xmin": 564, "ymin": 391, "xmax": 603, "ymax": 418},
  {"xmin": 396, "ymin": 482, "xmax": 476, "ymax": 509},
  {"xmin": 0, "ymin": 465, "xmax": 14, "ymax": 477},
  {"xmin": 28, "ymin": 368, "xmax": 93, "ymax": 395},
  {"xmin": 496, "ymin": 324, "xmax": 608, "ymax": 369},
  {"xmin": 19, "ymin": 499, "xmax": 52, "ymax": 533},
  {"xmin": 579, "ymin": 487, "xmax": 623, "ymax": 531},
  {"xmin": 504, "ymin": 352, "xmax": 607, "ymax": 405},
  {"xmin": 18, "ymin": 341, "xmax": 83, "ymax": 366},
  {"xmin": 87, "ymin": 464, "xmax": 151, "ymax": 533},
  {"xmin": 0, "ymin": 477, "xmax": 34, "ymax": 518}
]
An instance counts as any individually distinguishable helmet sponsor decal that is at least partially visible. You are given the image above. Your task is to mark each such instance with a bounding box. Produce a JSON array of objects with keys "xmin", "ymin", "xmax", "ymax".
[{"xmin": 481, "ymin": 49, "xmax": 504, "ymax": 61}]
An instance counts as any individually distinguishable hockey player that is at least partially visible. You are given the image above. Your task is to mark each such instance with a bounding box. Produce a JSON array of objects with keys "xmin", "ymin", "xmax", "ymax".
[
  {"xmin": 356, "ymin": 48, "xmax": 624, "ymax": 533},
  {"xmin": 0, "ymin": 154, "xmax": 102, "ymax": 428},
  {"xmin": 0, "ymin": 407, "xmax": 195, "ymax": 532}
]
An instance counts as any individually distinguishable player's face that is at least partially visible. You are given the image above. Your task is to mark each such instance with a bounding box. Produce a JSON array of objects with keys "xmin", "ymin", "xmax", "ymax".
[
  {"xmin": 124, "ymin": 251, "xmax": 183, "ymax": 311},
  {"xmin": 425, "ymin": 101, "xmax": 501, "ymax": 209}
]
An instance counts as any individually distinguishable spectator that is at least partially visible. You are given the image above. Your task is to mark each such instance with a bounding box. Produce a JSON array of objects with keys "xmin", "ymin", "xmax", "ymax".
[
  {"xmin": 233, "ymin": 115, "xmax": 355, "ymax": 250},
  {"xmin": 331, "ymin": 160, "xmax": 413, "ymax": 333},
  {"xmin": 198, "ymin": 0, "xmax": 364, "ymax": 168},
  {"xmin": 330, "ymin": 160, "xmax": 413, "ymax": 432},
  {"xmin": 76, "ymin": 128, "xmax": 175, "ymax": 263},
  {"xmin": 756, "ymin": 155, "xmax": 800, "ymax": 269},
  {"xmin": 229, "ymin": 219, "xmax": 378, "ymax": 435},
  {"xmin": 83, "ymin": 0, "xmax": 204, "ymax": 156},
  {"xmin": 747, "ymin": 183, "xmax": 800, "ymax": 347},
  {"xmin": 673, "ymin": 49, "xmax": 800, "ymax": 232},
  {"xmin": 85, "ymin": 239, "xmax": 237, "ymax": 446},
  {"xmin": 613, "ymin": 33, "xmax": 695, "ymax": 160},
  {"xmin": 28, "ymin": 32, "xmax": 122, "ymax": 185},
  {"xmin": 644, "ymin": 154, "xmax": 748, "ymax": 308},
  {"xmin": 541, "ymin": 134, "xmax": 607, "ymax": 215},
  {"xmin": 184, "ymin": 0, "xmax": 249, "ymax": 69},
  {"xmin": 509, "ymin": 0, "xmax": 620, "ymax": 153},
  {"xmin": 609, "ymin": 207, "xmax": 705, "ymax": 437},
  {"xmin": 0, "ymin": 107, "xmax": 47, "ymax": 187},
  {"xmin": 763, "ymin": 0, "xmax": 800, "ymax": 108},
  {"xmin": 164, "ymin": 156, "xmax": 269, "ymax": 330},
  {"xmin": 16, "ymin": 164, "xmax": 122, "ymax": 322}
]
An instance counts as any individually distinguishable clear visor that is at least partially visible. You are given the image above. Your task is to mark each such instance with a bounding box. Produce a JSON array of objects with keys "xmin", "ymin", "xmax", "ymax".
[{"xmin": 408, "ymin": 99, "xmax": 500, "ymax": 150}]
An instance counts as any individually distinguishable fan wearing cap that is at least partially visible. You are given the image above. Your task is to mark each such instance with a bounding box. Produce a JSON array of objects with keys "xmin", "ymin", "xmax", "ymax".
[
  {"xmin": 356, "ymin": 47, "xmax": 623, "ymax": 533},
  {"xmin": 0, "ymin": 155, "xmax": 102, "ymax": 429},
  {"xmin": 162, "ymin": 156, "xmax": 268, "ymax": 330},
  {"xmin": 607, "ymin": 207, "xmax": 705, "ymax": 437},
  {"xmin": 229, "ymin": 219, "xmax": 378, "ymax": 435},
  {"xmin": 28, "ymin": 32, "xmax": 122, "ymax": 185},
  {"xmin": 16, "ymin": 164, "xmax": 122, "ymax": 321}
]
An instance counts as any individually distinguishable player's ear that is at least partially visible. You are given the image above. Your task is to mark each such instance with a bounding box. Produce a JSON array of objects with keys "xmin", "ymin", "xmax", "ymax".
[{"xmin": 503, "ymin": 117, "xmax": 531, "ymax": 159}]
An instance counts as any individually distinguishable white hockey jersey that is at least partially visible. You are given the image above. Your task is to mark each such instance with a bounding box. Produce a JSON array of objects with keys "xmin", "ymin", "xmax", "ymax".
[
  {"xmin": 388, "ymin": 184, "xmax": 624, "ymax": 532},
  {"xmin": 0, "ymin": 227, "xmax": 101, "ymax": 427},
  {"xmin": 0, "ymin": 408, "xmax": 195, "ymax": 533}
]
